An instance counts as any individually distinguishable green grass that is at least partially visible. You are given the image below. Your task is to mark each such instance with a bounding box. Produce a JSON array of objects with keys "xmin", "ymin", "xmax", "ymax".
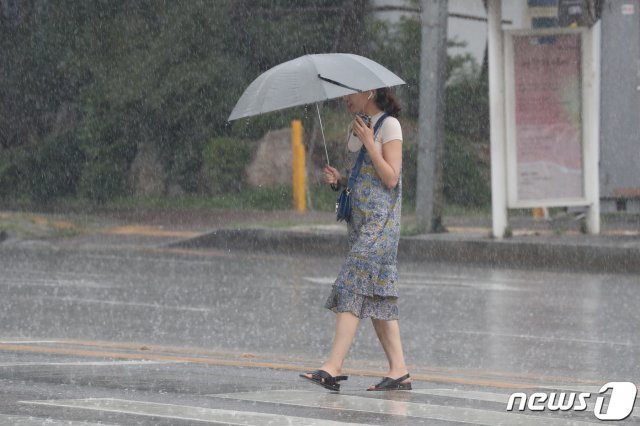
[
  {"xmin": 2, "ymin": 182, "xmax": 492, "ymax": 220},
  {"xmin": 103, "ymin": 184, "xmax": 340, "ymax": 213}
]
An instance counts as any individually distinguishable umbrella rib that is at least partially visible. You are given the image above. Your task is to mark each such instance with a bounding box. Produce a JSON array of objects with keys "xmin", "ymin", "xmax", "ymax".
[{"xmin": 317, "ymin": 74, "xmax": 363, "ymax": 93}]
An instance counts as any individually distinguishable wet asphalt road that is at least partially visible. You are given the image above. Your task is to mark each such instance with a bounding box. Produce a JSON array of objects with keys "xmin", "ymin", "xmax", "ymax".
[{"xmin": 0, "ymin": 238, "xmax": 639, "ymax": 425}]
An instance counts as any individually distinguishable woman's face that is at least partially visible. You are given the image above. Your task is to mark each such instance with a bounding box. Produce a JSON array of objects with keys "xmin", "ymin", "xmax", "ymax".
[{"xmin": 343, "ymin": 92, "xmax": 372, "ymax": 114}]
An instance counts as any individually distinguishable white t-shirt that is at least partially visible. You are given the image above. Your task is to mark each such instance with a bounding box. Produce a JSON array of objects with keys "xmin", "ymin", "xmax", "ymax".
[{"xmin": 346, "ymin": 111, "xmax": 403, "ymax": 153}]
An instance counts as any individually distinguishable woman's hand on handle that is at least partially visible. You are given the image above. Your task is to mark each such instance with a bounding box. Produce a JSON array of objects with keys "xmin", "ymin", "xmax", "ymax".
[{"xmin": 324, "ymin": 165, "xmax": 341, "ymax": 186}]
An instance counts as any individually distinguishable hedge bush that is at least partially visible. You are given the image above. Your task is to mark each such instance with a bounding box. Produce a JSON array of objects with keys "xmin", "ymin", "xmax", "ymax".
[
  {"xmin": 443, "ymin": 134, "xmax": 490, "ymax": 207},
  {"xmin": 400, "ymin": 133, "xmax": 489, "ymax": 209},
  {"xmin": 202, "ymin": 137, "xmax": 254, "ymax": 194},
  {"xmin": 28, "ymin": 135, "xmax": 85, "ymax": 202}
]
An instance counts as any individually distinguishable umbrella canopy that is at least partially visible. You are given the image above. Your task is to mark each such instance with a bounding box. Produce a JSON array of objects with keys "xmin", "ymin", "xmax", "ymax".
[{"xmin": 228, "ymin": 53, "xmax": 405, "ymax": 121}]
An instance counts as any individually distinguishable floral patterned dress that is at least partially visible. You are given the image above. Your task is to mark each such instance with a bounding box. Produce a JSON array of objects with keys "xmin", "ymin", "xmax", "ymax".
[{"xmin": 325, "ymin": 124, "xmax": 402, "ymax": 321}]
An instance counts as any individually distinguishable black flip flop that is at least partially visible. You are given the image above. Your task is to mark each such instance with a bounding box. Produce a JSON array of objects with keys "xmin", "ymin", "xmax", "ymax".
[
  {"xmin": 367, "ymin": 373, "xmax": 412, "ymax": 391},
  {"xmin": 299, "ymin": 370, "xmax": 348, "ymax": 392}
]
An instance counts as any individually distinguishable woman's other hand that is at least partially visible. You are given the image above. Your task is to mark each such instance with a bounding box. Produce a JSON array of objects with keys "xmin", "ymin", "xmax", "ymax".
[
  {"xmin": 352, "ymin": 115, "xmax": 375, "ymax": 150},
  {"xmin": 324, "ymin": 165, "xmax": 341, "ymax": 186}
]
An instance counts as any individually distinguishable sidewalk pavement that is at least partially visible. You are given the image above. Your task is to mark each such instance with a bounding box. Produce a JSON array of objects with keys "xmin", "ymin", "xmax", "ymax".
[
  {"xmin": 2, "ymin": 208, "xmax": 639, "ymax": 273},
  {"xmin": 169, "ymin": 210, "xmax": 640, "ymax": 274}
]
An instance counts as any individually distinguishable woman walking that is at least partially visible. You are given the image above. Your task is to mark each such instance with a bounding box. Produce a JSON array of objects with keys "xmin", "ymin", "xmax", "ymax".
[{"xmin": 301, "ymin": 87, "xmax": 411, "ymax": 392}]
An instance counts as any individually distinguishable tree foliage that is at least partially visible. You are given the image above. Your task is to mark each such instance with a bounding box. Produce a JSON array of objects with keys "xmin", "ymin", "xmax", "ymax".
[
  {"xmin": 368, "ymin": 15, "xmax": 490, "ymax": 207},
  {"xmin": 0, "ymin": 0, "xmax": 488, "ymax": 207},
  {"xmin": 0, "ymin": 0, "xmax": 365, "ymax": 203}
]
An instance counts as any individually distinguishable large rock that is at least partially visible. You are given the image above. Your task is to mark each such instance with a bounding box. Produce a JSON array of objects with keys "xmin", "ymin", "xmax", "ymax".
[
  {"xmin": 246, "ymin": 128, "xmax": 293, "ymax": 187},
  {"xmin": 129, "ymin": 142, "xmax": 166, "ymax": 196},
  {"xmin": 246, "ymin": 128, "xmax": 325, "ymax": 188}
]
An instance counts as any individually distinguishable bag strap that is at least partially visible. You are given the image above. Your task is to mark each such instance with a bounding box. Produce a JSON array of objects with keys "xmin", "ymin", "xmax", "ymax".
[{"xmin": 347, "ymin": 113, "xmax": 388, "ymax": 190}]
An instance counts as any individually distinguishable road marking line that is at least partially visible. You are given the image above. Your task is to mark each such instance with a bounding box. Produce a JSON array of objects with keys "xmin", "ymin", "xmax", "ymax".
[
  {"xmin": 55, "ymin": 338, "xmax": 256, "ymax": 358},
  {"xmin": 449, "ymin": 329, "xmax": 640, "ymax": 348},
  {"xmin": 40, "ymin": 296, "xmax": 212, "ymax": 313},
  {"xmin": 399, "ymin": 272, "xmax": 547, "ymax": 285},
  {"xmin": 538, "ymin": 384, "xmax": 640, "ymax": 398},
  {"xmin": 0, "ymin": 342, "xmax": 535, "ymax": 389},
  {"xmin": 414, "ymin": 387, "xmax": 639, "ymax": 419},
  {"xmin": 0, "ymin": 278, "xmax": 114, "ymax": 289},
  {"xmin": 537, "ymin": 385, "xmax": 608, "ymax": 394},
  {"xmin": 411, "ymin": 388, "xmax": 510, "ymax": 404},
  {"xmin": 100, "ymin": 226, "xmax": 200, "ymax": 238},
  {"xmin": 211, "ymin": 390, "xmax": 601, "ymax": 425},
  {"xmin": 0, "ymin": 360, "xmax": 176, "ymax": 367},
  {"xmin": 20, "ymin": 398, "xmax": 371, "ymax": 426},
  {"xmin": 55, "ymin": 338, "xmax": 600, "ymax": 386},
  {"xmin": 302, "ymin": 276, "xmax": 526, "ymax": 291},
  {"xmin": 0, "ymin": 413, "xmax": 103, "ymax": 425},
  {"xmin": 302, "ymin": 276, "xmax": 333, "ymax": 285},
  {"xmin": 0, "ymin": 340, "xmax": 58, "ymax": 344},
  {"xmin": 0, "ymin": 340, "xmax": 605, "ymax": 390}
]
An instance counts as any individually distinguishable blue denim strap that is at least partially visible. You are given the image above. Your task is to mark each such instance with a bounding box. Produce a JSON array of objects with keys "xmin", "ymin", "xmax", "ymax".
[{"xmin": 346, "ymin": 113, "xmax": 388, "ymax": 190}]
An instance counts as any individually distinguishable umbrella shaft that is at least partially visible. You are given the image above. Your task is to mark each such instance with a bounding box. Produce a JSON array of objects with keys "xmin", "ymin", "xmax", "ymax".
[{"xmin": 316, "ymin": 103, "xmax": 331, "ymax": 166}]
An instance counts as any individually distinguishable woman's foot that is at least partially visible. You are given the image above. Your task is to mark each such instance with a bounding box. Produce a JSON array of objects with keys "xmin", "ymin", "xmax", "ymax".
[
  {"xmin": 300, "ymin": 365, "xmax": 348, "ymax": 392},
  {"xmin": 302, "ymin": 364, "xmax": 341, "ymax": 382},
  {"xmin": 367, "ymin": 372, "xmax": 412, "ymax": 391}
]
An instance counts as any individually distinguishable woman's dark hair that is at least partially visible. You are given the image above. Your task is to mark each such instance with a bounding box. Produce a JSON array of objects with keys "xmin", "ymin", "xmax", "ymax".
[{"xmin": 374, "ymin": 87, "xmax": 401, "ymax": 118}]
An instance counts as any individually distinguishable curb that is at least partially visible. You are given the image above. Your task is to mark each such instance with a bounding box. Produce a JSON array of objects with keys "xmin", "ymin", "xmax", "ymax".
[
  {"xmin": 399, "ymin": 236, "xmax": 640, "ymax": 273},
  {"xmin": 172, "ymin": 228, "xmax": 349, "ymax": 254},
  {"xmin": 171, "ymin": 228, "xmax": 640, "ymax": 274}
]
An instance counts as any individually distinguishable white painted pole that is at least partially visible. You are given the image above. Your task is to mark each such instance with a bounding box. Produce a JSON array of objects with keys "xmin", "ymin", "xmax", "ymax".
[
  {"xmin": 584, "ymin": 22, "xmax": 601, "ymax": 234},
  {"xmin": 487, "ymin": 0, "xmax": 508, "ymax": 238}
]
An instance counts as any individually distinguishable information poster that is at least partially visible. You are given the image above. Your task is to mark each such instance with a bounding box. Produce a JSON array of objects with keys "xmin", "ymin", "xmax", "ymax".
[{"xmin": 512, "ymin": 33, "xmax": 584, "ymax": 201}]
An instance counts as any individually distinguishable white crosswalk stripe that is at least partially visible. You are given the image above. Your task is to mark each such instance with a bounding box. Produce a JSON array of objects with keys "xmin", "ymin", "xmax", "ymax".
[
  {"xmin": 20, "ymin": 385, "xmax": 637, "ymax": 425},
  {"xmin": 0, "ymin": 414, "xmax": 103, "ymax": 426},
  {"xmin": 20, "ymin": 398, "xmax": 374, "ymax": 426},
  {"xmin": 211, "ymin": 389, "xmax": 603, "ymax": 425},
  {"xmin": 411, "ymin": 388, "xmax": 511, "ymax": 404}
]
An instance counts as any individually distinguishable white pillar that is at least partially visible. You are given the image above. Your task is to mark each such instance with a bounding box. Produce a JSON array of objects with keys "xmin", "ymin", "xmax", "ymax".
[
  {"xmin": 583, "ymin": 21, "xmax": 601, "ymax": 234},
  {"xmin": 487, "ymin": 0, "xmax": 508, "ymax": 238}
]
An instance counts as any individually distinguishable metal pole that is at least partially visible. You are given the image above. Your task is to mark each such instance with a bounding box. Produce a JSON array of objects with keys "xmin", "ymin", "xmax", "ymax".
[
  {"xmin": 416, "ymin": 0, "xmax": 448, "ymax": 233},
  {"xmin": 487, "ymin": 0, "xmax": 508, "ymax": 238}
]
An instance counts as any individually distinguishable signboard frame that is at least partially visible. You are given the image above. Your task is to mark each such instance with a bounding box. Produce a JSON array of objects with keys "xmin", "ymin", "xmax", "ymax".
[{"xmin": 504, "ymin": 27, "xmax": 594, "ymax": 208}]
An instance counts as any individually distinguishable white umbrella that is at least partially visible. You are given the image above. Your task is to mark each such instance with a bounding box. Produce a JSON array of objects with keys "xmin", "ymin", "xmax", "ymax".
[{"xmin": 227, "ymin": 53, "xmax": 405, "ymax": 164}]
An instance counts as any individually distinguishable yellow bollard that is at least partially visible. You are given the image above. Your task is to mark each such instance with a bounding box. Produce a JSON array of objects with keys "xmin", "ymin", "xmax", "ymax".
[
  {"xmin": 532, "ymin": 207, "xmax": 548, "ymax": 220},
  {"xmin": 291, "ymin": 120, "xmax": 306, "ymax": 212}
]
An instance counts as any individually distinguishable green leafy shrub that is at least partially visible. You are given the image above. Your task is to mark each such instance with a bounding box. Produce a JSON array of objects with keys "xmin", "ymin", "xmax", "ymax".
[
  {"xmin": 27, "ymin": 135, "xmax": 85, "ymax": 203},
  {"xmin": 0, "ymin": 148, "xmax": 29, "ymax": 200},
  {"xmin": 202, "ymin": 137, "xmax": 254, "ymax": 194},
  {"xmin": 443, "ymin": 134, "xmax": 490, "ymax": 207},
  {"xmin": 401, "ymin": 134, "xmax": 489, "ymax": 208},
  {"xmin": 446, "ymin": 74, "xmax": 490, "ymax": 141},
  {"xmin": 0, "ymin": 135, "xmax": 84, "ymax": 204},
  {"xmin": 78, "ymin": 138, "xmax": 136, "ymax": 203},
  {"xmin": 401, "ymin": 137, "xmax": 418, "ymax": 208},
  {"xmin": 169, "ymin": 139, "xmax": 204, "ymax": 193}
]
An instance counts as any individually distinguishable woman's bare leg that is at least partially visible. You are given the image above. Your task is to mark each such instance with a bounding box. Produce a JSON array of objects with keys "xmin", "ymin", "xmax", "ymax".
[
  {"xmin": 304, "ymin": 312, "xmax": 360, "ymax": 379},
  {"xmin": 370, "ymin": 318, "xmax": 411, "ymax": 388}
]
